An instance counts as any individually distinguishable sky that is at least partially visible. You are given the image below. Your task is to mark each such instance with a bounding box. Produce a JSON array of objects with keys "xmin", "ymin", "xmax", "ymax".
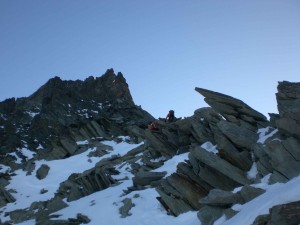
[{"xmin": 0, "ymin": 1, "xmax": 300, "ymax": 118}]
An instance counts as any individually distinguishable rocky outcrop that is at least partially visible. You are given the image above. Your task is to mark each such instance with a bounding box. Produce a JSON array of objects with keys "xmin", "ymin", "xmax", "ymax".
[
  {"xmin": 132, "ymin": 171, "xmax": 166, "ymax": 187},
  {"xmin": 197, "ymin": 205, "xmax": 224, "ymax": 225},
  {"xmin": 195, "ymin": 87, "xmax": 269, "ymax": 130},
  {"xmin": 252, "ymin": 200, "xmax": 300, "ymax": 225},
  {"xmin": 119, "ymin": 198, "xmax": 135, "ymax": 218},
  {"xmin": 268, "ymin": 200, "xmax": 300, "ymax": 225},
  {"xmin": 190, "ymin": 146, "xmax": 250, "ymax": 188},
  {"xmin": 0, "ymin": 187, "xmax": 16, "ymax": 208},
  {"xmin": 155, "ymin": 82, "xmax": 300, "ymax": 224},
  {"xmin": 251, "ymin": 82, "xmax": 300, "ymax": 184},
  {"xmin": 0, "ymin": 69, "xmax": 154, "ymax": 162},
  {"xmin": 1, "ymin": 72, "xmax": 300, "ymax": 225},
  {"xmin": 276, "ymin": 81, "xmax": 300, "ymax": 138},
  {"xmin": 35, "ymin": 213, "xmax": 91, "ymax": 225},
  {"xmin": 217, "ymin": 120, "xmax": 258, "ymax": 150},
  {"xmin": 7, "ymin": 196, "xmax": 68, "ymax": 224},
  {"xmin": 199, "ymin": 189, "xmax": 243, "ymax": 206},
  {"xmin": 36, "ymin": 164, "xmax": 50, "ymax": 180},
  {"xmin": 57, "ymin": 166, "xmax": 117, "ymax": 202}
]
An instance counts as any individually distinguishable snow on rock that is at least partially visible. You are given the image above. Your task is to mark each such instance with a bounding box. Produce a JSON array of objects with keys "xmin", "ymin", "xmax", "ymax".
[
  {"xmin": 222, "ymin": 174, "xmax": 300, "ymax": 225},
  {"xmin": 26, "ymin": 111, "xmax": 39, "ymax": 118},
  {"xmin": 7, "ymin": 147, "xmax": 36, "ymax": 163},
  {"xmin": 247, "ymin": 162, "xmax": 258, "ymax": 180},
  {"xmin": 76, "ymin": 140, "xmax": 89, "ymax": 145},
  {"xmin": 19, "ymin": 147, "xmax": 35, "ymax": 159},
  {"xmin": 0, "ymin": 113, "xmax": 7, "ymax": 120},
  {"xmin": 201, "ymin": 141, "xmax": 218, "ymax": 154},
  {"xmin": 7, "ymin": 152, "xmax": 22, "ymax": 164},
  {"xmin": 53, "ymin": 181, "xmax": 199, "ymax": 225},
  {"xmin": 153, "ymin": 153, "xmax": 189, "ymax": 177},
  {"xmin": 0, "ymin": 137, "xmax": 143, "ymax": 222},
  {"xmin": 36, "ymin": 144, "xmax": 44, "ymax": 150},
  {"xmin": 150, "ymin": 156, "xmax": 166, "ymax": 163},
  {"xmin": 0, "ymin": 164, "xmax": 11, "ymax": 173},
  {"xmin": 257, "ymin": 127, "xmax": 278, "ymax": 144}
]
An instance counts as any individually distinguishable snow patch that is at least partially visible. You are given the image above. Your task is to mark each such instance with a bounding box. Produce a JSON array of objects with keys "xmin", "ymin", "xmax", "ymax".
[
  {"xmin": 27, "ymin": 111, "xmax": 40, "ymax": 118},
  {"xmin": 76, "ymin": 140, "xmax": 89, "ymax": 145},
  {"xmin": 150, "ymin": 156, "xmax": 166, "ymax": 163},
  {"xmin": 153, "ymin": 153, "xmax": 189, "ymax": 177},
  {"xmin": 232, "ymin": 186, "xmax": 243, "ymax": 194},
  {"xmin": 7, "ymin": 152, "xmax": 22, "ymax": 163},
  {"xmin": 201, "ymin": 141, "xmax": 218, "ymax": 154},
  {"xmin": 98, "ymin": 103, "xmax": 103, "ymax": 109},
  {"xmin": 135, "ymin": 158, "xmax": 143, "ymax": 166},
  {"xmin": 113, "ymin": 162, "xmax": 134, "ymax": 180},
  {"xmin": 233, "ymin": 173, "xmax": 272, "ymax": 194},
  {"xmin": 247, "ymin": 162, "xmax": 258, "ymax": 179},
  {"xmin": 0, "ymin": 137, "xmax": 142, "ymax": 222},
  {"xmin": 214, "ymin": 215, "xmax": 227, "ymax": 225},
  {"xmin": 19, "ymin": 147, "xmax": 35, "ymax": 159},
  {"xmin": 232, "ymin": 204, "xmax": 243, "ymax": 211},
  {"xmin": 257, "ymin": 127, "xmax": 278, "ymax": 144},
  {"xmin": 36, "ymin": 144, "xmax": 44, "ymax": 150},
  {"xmin": 252, "ymin": 174, "xmax": 272, "ymax": 190},
  {"xmin": 0, "ymin": 164, "xmax": 11, "ymax": 173},
  {"xmin": 222, "ymin": 174, "xmax": 300, "ymax": 225},
  {"xmin": 247, "ymin": 154, "xmax": 258, "ymax": 180},
  {"xmin": 14, "ymin": 219, "xmax": 36, "ymax": 225},
  {"xmin": 0, "ymin": 114, "xmax": 7, "ymax": 120}
]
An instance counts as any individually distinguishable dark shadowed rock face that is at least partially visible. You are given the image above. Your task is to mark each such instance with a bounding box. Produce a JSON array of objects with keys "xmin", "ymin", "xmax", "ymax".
[
  {"xmin": 29, "ymin": 69, "xmax": 134, "ymax": 108},
  {"xmin": 0, "ymin": 69, "xmax": 154, "ymax": 159}
]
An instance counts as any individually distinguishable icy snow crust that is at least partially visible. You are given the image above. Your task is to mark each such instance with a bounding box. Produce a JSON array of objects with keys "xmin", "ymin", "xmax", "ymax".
[{"xmin": 1, "ymin": 129, "xmax": 300, "ymax": 225}]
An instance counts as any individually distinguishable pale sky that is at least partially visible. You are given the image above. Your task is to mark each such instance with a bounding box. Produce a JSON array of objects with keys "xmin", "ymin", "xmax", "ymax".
[{"xmin": 1, "ymin": 1, "xmax": 300, "ymax": 119}]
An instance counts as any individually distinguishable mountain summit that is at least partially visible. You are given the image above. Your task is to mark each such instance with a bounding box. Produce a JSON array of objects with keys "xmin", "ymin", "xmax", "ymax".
[
  {"xmin": 0, "ymin": 69, "xmax": 154, "ymax": 159},
  {"xmin": 1, "ymin": 71, "xmax": 300, "ymax": 225},
  {"xmin": 29, "ymin": 68, "xmax": 134, "ymax": 107}
]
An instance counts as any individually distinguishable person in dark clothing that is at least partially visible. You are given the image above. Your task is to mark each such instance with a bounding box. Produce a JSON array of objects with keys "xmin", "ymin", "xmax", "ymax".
[{"xmin": 165, "ymin": 110, "xmax": 175, "ymax": 123}]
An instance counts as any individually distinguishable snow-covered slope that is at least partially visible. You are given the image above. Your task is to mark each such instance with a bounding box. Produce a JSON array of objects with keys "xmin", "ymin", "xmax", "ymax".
[
  {"xmin": 0, "ymin": 137, "xmax": 198, "ymax": 225},
  {"xmin": 1, "ymin": 132, "xmax": 300, "ymax": 225}
]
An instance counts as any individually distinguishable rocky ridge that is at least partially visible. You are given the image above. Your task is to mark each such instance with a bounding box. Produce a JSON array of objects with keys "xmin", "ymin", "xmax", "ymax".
[
  {"xmin": 0, "ymin": 69, "xmax": 153, "ymax": 159},
  {"xmin": 0, "ymin": 71, "xmax": 300, "ymax": 225}
]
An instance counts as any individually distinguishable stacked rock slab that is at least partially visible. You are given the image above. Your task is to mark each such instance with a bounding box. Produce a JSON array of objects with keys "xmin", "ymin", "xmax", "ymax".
[
  {"xmin": 153, "ymin": 87, "xmax": 268, "ymax": 217},
  {"xmin": 252, "ymin": 82, "xmax": 300, "ymax": 184},
  {"xmin": 194, "ymin": 83, "xmax": 300, "ymax": 224},
  {"xmin": 276, "ymin": 81, "xmax": 300, "ymax": 139},
  {"xmin": 195, "ymin": 87, "xmax": 269, "ymax": 130},
  {"xmin": 157, "ymin": 82, "xmax": 300, "ymax": 224}
]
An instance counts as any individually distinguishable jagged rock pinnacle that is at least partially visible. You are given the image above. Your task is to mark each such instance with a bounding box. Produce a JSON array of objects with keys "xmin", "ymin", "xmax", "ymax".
[{"xmin": 0, "ymin": 69, "xmax": 154, "ymax": 156}]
